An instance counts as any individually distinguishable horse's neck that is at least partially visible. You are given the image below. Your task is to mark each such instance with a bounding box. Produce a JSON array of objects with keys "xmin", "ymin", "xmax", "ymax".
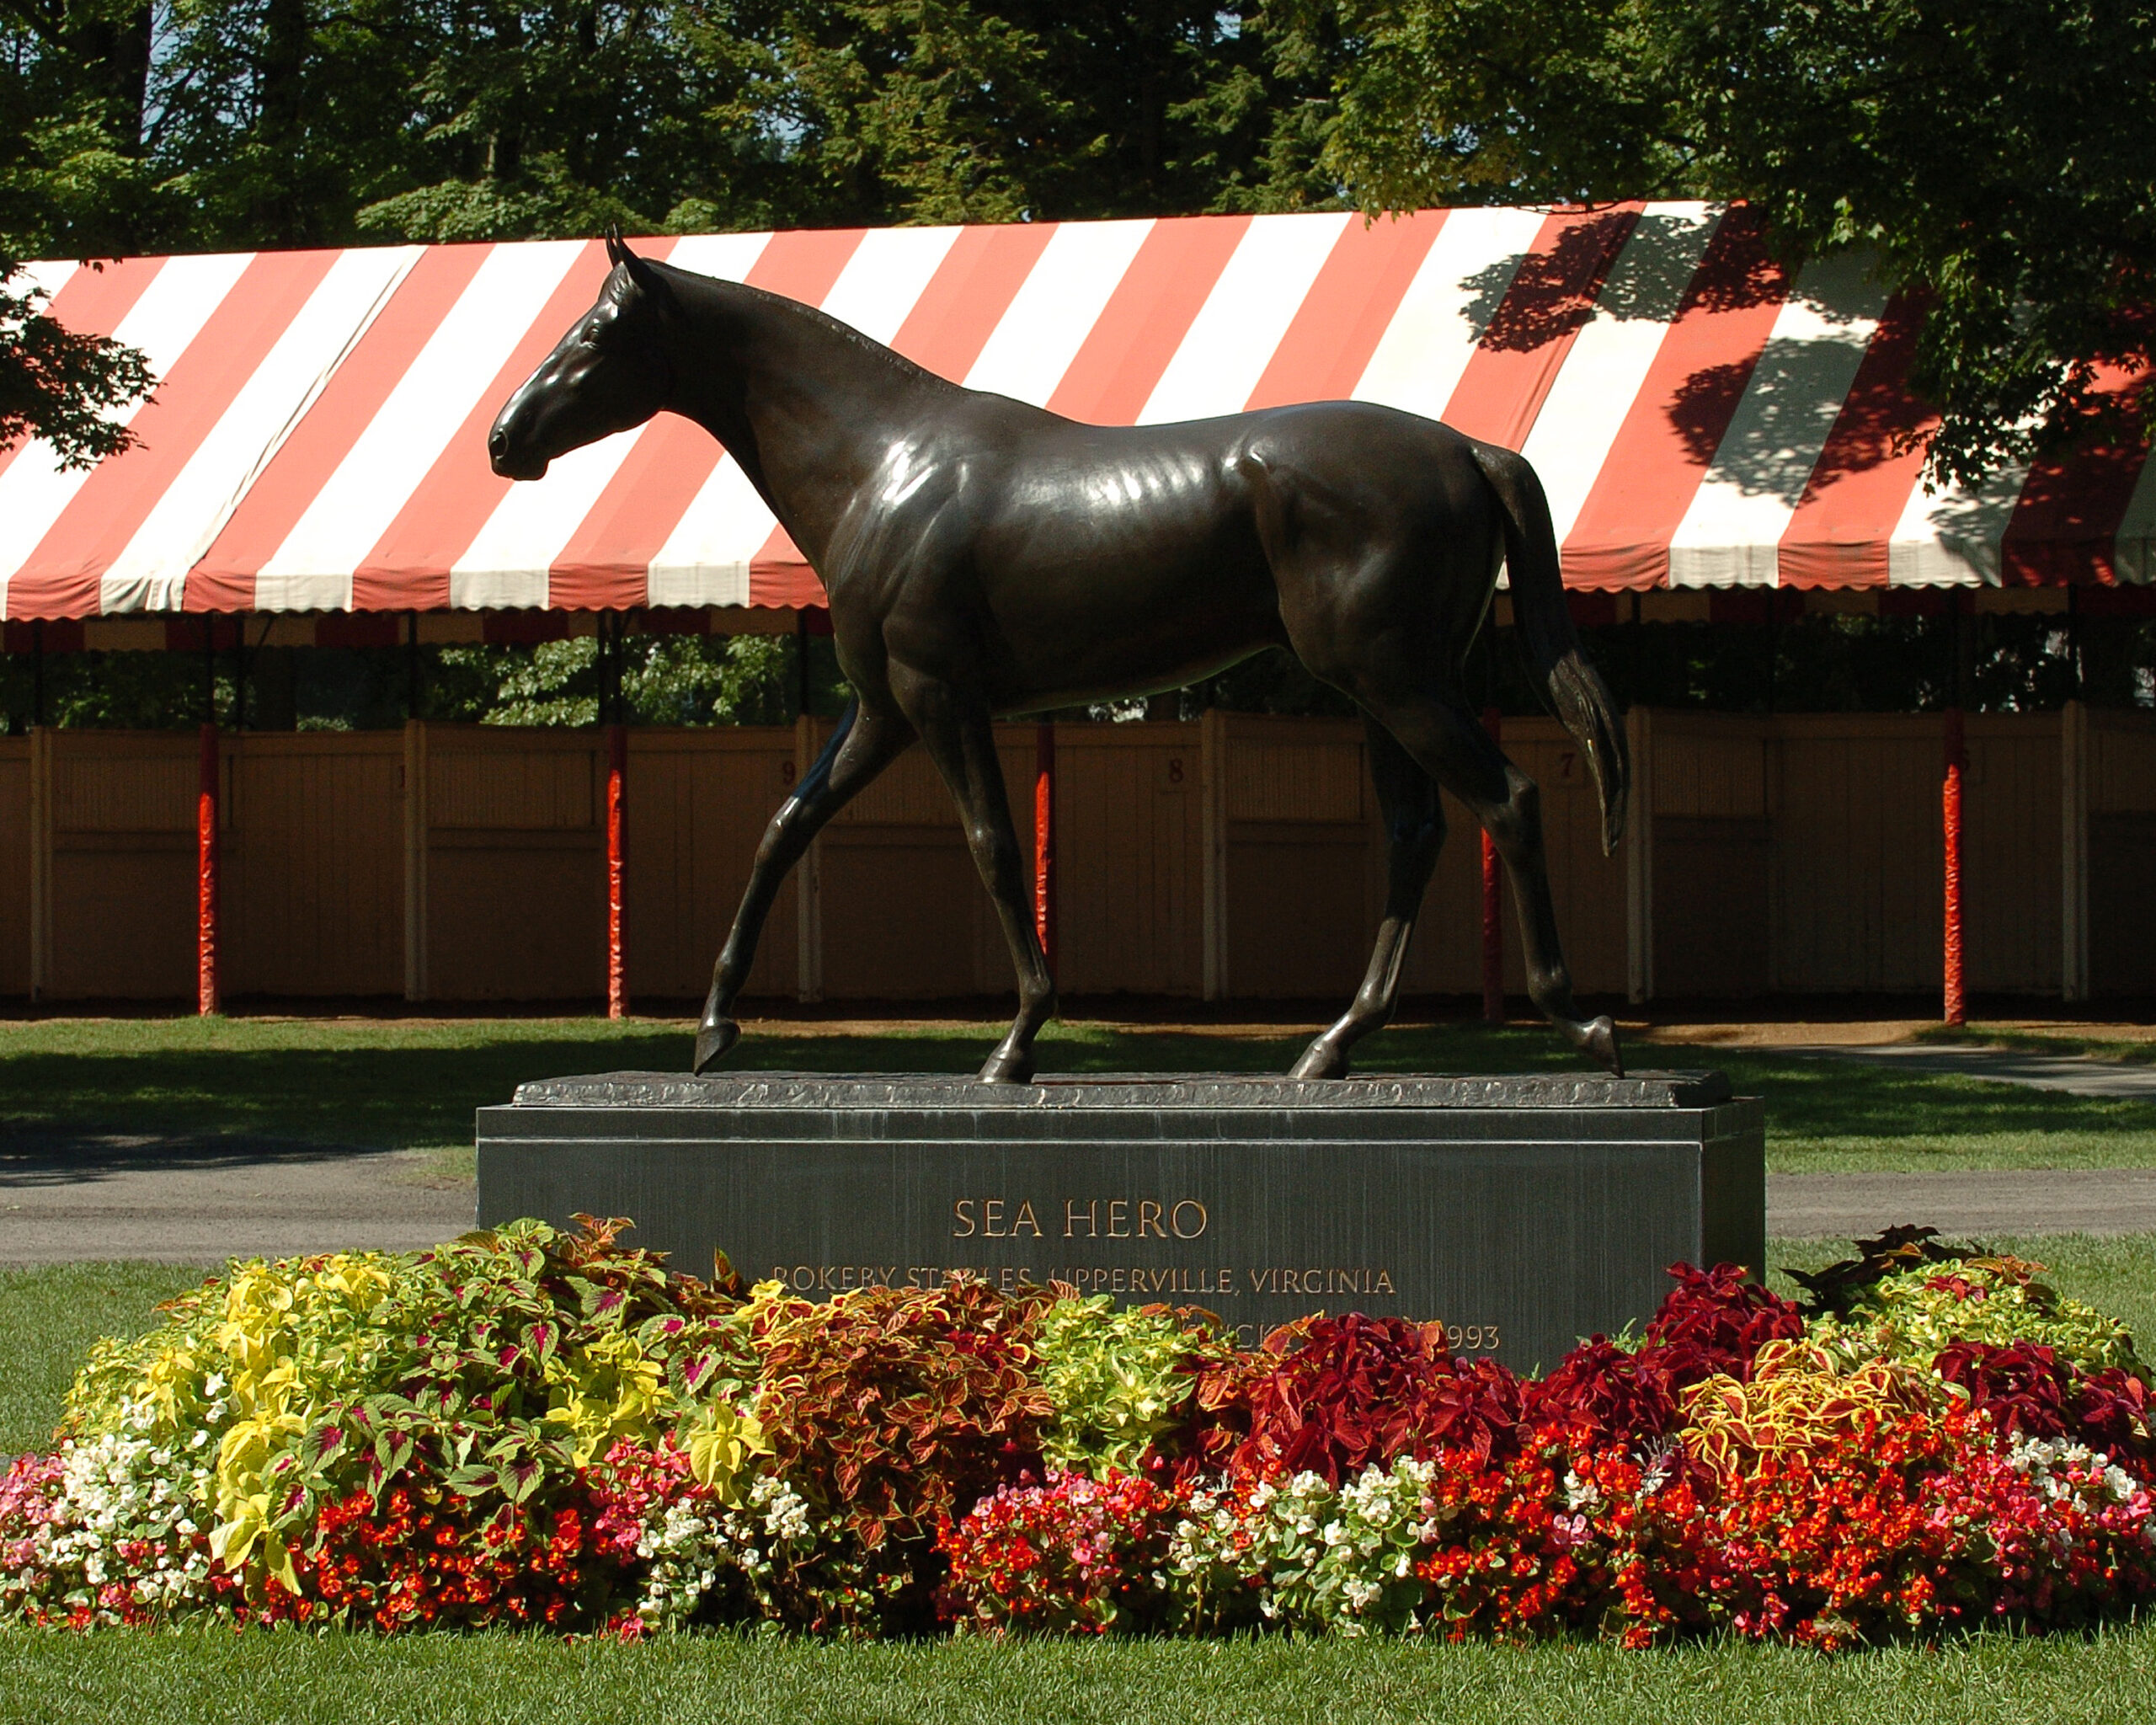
[{"xmin": 665, "ymin": 273, "xmax": 954, "ymax": 567}]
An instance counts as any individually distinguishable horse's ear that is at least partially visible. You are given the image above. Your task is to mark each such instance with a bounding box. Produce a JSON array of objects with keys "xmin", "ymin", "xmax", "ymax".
[{"xmin": 604, "ymin": 224, "xmax": 628, "ymax": 269}]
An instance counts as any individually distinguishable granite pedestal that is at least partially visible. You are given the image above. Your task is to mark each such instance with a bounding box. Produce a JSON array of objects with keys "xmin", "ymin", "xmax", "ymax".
[{"xmin": 476, "ymin": 1071, "xmax": 1764, "ymax": 1370}]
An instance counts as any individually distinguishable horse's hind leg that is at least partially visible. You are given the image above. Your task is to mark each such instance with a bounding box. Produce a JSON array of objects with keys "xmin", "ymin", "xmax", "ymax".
[
  {"xmin": 889, "ymin": 670, "xmax": 1054, "ymax": 1085},
  {"xmin": 1363, "ymin": 691, "xmax": 1623, "ymax": 1076},
  {"xmin": 1289, "ymin": 716, "xmax": 1444, "ymax": 1080},
  {"xmin": 694, "ymin": 698, "xmax": 915, "ymax": 1074}
]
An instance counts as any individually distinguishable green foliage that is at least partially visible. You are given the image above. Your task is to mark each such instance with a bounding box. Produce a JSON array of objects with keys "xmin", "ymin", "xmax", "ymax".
[
  {"xmin": 434, "ymin": 633, "xmax": 801, "ymax": 729},
  {"xmin": 0, "ymin": 262, "xmax": 154, "ymax": 467},
  {"xmin": 1033, "ymin": 1295, "xmax": 1226, "ymax": 1473},
  {"xmin": 1284, "ymin": 0, "xmax": 2156, "ymax": 488},
  {"xmin": 61, "ymin": 1219, "xmax": 755, "ymax": 1594},
  {"xmin": 1806, "ymin": 1257, "xmax": 2145, "ymax": 1379}
]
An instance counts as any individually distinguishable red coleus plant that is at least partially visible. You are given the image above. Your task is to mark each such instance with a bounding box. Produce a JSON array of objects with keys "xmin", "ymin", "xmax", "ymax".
[
  {"xmin": 1934, "ymin": 1342, "xmax": 2155, "ymax": 1472},
  {"xmin": 1225, "ymin": 1313, "xmax": 1455, "ymax": 1485},
  {"xmin": 1642, "ymin": 1264, "xmax": 1807, "ymax": 1386},
  {"xmin": 752, "ymin": 1279, "xmax": 1054, "ymax": 1552}
]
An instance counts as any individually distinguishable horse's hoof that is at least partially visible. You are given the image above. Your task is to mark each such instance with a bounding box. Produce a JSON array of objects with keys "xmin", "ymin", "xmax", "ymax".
[
  {"xmin": 977, "ymin": 1046, "xmax": 1036, "ymax": 1086},
  {"xmin": 1289, "ymin": 1038, "xmax": 1349, "ymax": 1080},
  {"xmin": 1577, "ymin": 1015, "xmax": 1624, "ymax": 1078},
  {"xmin": 692, "ymin": 1017, "xmax": 739, "ymax": 1075}
]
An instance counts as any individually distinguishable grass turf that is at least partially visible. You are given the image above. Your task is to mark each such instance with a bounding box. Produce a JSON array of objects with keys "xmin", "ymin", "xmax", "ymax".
[
  {"xmin": 4, "ymin": 1625, "xmax": 2156, "ymax": 1725},
  {"xmin": 1919, "ymin": 1023, "xmax": 2156, "ymax": 1065},
  {"xmin": 5, "ymin": 1012, "xmax": 2155, "ymax": 1173}
]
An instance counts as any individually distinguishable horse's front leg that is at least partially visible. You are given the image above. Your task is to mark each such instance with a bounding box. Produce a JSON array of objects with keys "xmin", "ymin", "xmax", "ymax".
[
  {"xmin": 891, "ymin": 671, "xmax": 1055, "ymax": 1084},
  {"xmin": 1290, "ymin": 716, "xmax": 1444, "ymax": 1079},
  {"xmin": 694, "ymin": 699, "xmax": 914, "ymax": 1074}
]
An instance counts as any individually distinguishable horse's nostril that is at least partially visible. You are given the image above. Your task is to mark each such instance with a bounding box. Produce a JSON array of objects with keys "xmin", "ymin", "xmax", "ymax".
[{"xmin": 488, "ymin": 426, "xmax": 508, "ymax": 456}]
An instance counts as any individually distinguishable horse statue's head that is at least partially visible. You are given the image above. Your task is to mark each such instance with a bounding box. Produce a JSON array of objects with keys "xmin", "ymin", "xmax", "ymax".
[{"xmin": 488, "ymin": 228, "xmax": 677, "ymax": 481}]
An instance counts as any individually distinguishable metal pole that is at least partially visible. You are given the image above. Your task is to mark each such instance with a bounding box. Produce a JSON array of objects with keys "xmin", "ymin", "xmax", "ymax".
[
  {"xmin": 1943, "ymin": 703, "xmax": 1967, "ymax": 1028},
  {"xmin": 30, "ymin": 618, "xmax": 44, "ymax": 727},
  {"xmin": 1481, "ymin": 705, "xmax": 1504, "ymax": 1023},
  {"xmin": 406, "ymin": 611, "xmax": 422, "ymax": 719},
  {"xmin": 1942, "ymin": 589, "xmax": 1972, "ymax": 1027},
  {"xmin": 197, "ymin": 718, "xmax": 220, "ymax": 1016},
  {"xmin": 1033, "ymin": 720, "xmax": 1056, "ymax": 980},
  {"xmin": 795, "ymin": 611, "xmax": 811, "ymax": 718},
  {"xmin": 606, "ymin": 719, "xmax": 627, "ymax": 1019}
]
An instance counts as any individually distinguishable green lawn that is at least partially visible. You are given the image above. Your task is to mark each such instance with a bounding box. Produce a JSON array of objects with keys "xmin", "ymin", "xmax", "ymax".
[
  {"xmin": 1919, "ymin": 1022, "xmax": 2156, "ymax": 1065},
  {"xmin": 5, "ymin": 1012, "xmax": 2155, "ymax": 1173},
  {"xmin": 4, "ymin": 1625, "xmax": 2156, "ymax": 1725}
]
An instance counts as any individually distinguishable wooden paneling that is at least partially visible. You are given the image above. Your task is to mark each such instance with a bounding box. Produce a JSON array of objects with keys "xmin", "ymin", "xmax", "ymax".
[
  {"xmin": 1771, "ymin": 717, "xmax": 1941, "ymax": 993},
  {"xmin": 816, "ymin": 724, "xmax": 1038, "ymax": 1001},
  {"xmin": 46, "ymin": 732, "xmax": 196, "ymax": 999},
  {"xmin": 1054, "ymin": 725, "xmax": 1203, "ymax": 997},
  {"xmin": 2089, "ymin": 813, "xmax": 2156, "ymax": 996},
  {"xmin": 626, "ymin": 729, "xmax": 798, "ymax": 1001},
  {"xmin": 2090, "ymin": 712, "xmax": 2156, "ymax": 814},
  {"xmin": 8, "ymin": 710, "xmax": 2107, "ymax": 1006},
  {"xmin": 1217, "ymin": 717, "xmax": 1370, "ymax": 999},
  {"xmin": 224, "ymin": 734, "xmax": 403, "ymax": 997},
  {"xmin": 0, "ymin": 740, "xmax": 27, "ymax": 997},
  {"xmin": 425, "ymin": 729, "xmax": 604, "ymax": 1001},
  {"xmin": 2088, "ymin": 710, "xmax": 2156, "ymax": 996},
  {"xmin": 1652, "ymin": 717, "xmax": 1769, "ymax": 998},
  {"xmin": 1503, "ymin": 724, "xmax": 1626, "ymax": 997},
  {"xmin": 1964, "ymin": 714, "xmax": 2060, "ymax": 993},
  {"xmin": 1390, "ymin": 717, "xmax": 1626, "ymax": 1003}
]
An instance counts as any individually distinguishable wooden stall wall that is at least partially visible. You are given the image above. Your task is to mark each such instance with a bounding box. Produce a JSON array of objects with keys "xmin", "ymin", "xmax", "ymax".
[
  {"xmin": 1771, "ymin": 716, "xmax": 1944, "ymax": 994},
  {"xmin": 1054, "ymin": 724, "xmax": 1204, "ymax": 998},
  {"xmin": 2087, "ymin": 708, "xmax": 2156, "ymax": 997},
  {"xmin": 1646, "ymin": 713, "xmax": 1771, "ymax": 998},
  {"xmin": 1390, "ymin": 718, "xmax": 1628, "ymax": 1003},
  {"xmin": 1964, "ymin": 713, "xmax": 2061, "ymax": 995},
  {"xmin": 813, "ymin": 722, "xmax": 1041, "ymax": 1001},
  {"xmin": 1209, "ymin": 713, "xmax": 1372, "ymax": 1000},
  {"xmin": 223, "ymin": 733, "xmax": 403, "ymax": 997},
  {"xmin": 7, "ymin": 709, "xmax": 2143, "ymax": 1007},
  {"xmin": 624, "ymin": 728, "xmax": 798, "ymax": 1002},
  {"xmin": 0, "ymin": 738, "xmax": 26, "ymax": 997},
  {"xmin": 44, "ymin": 731, "xmax": 197, "ymax": 998},
  {"xmin": 424, "ymin": 726, "xmax": 606, "ymax": 1000}
]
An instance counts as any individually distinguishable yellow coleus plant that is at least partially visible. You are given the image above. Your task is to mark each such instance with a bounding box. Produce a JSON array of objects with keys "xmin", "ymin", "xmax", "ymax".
[{"xmin": 1678, "ymin": 1339, "xmax": 1936, "ymax": 1479}]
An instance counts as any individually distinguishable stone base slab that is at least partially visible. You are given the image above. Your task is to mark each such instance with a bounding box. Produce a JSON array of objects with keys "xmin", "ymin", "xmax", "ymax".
[{"xmin": 476, "ymin": 1071, "xmax": 1765, "ymax": 1370}]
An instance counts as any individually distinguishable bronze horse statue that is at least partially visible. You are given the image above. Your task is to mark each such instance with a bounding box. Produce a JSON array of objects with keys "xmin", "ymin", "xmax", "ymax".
[{"xmin": 490, "ymin": 232, "xmax": 1629, "ymax": 1084}]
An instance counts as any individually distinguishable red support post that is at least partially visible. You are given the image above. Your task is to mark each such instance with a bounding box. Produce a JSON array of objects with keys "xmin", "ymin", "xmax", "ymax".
[
  {"xmin": 1481, "ymin": 706, "xmax": 1503, "ymax": 1023},
  {"xmin": 606, "ymin": 722, "xmax": 627, "ymax": 1020},
  {"xmin": 1033, "ymin": 720, "xmax": 1056, "ymax": 978},
  {"xmin": 197, "ymin": 722, "xmax": 220, "ymax": 1016},
  {"xmin": 1942, "ymin": 705, "xmax": 1966, "ymax": 1027}
]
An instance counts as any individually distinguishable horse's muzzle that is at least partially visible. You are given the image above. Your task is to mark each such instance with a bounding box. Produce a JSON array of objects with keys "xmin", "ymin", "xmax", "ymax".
[{"xmin": 488, "ymin": 422, "xmax": 548, "ymax": 482}]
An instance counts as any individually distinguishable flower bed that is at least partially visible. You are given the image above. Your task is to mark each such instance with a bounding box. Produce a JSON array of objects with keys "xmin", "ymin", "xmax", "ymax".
[{"xmin": 3, "ymin": 1220, "xmax": 2149, "ymax": 1647}]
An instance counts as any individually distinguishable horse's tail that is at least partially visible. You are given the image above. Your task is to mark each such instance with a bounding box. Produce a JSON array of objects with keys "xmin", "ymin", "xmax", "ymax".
[{"xmin": 1466, "ymin": 441, "xmax": 1628, "ymax": 854}]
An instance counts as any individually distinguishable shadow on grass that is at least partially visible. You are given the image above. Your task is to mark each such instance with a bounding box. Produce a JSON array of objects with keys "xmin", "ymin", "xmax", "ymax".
[{"xmin": 3, "ymin": 1016, "xmax": 2153, "ymax": 1163}]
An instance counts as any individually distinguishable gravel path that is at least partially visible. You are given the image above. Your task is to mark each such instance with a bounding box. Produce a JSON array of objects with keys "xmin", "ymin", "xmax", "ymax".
[
  {"xmin": 0, "ymin": 1130, "xmax": 473, "ymax": 1265},
  {"xmin": 1771, "ymin": 1044, "xmax": 2156, "ymax": 1099},
  {"xmin": 1768, "ymin": 1169, "xmax": 2156, "ymax": 1239}
]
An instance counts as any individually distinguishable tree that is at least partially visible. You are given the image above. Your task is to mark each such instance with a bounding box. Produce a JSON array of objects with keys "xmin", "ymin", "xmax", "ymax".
[
  {"xmin": 1276, "ymin": 0, "xmax": 2156, "ymax": 484},
  {"xmin": 0, "ymin": 259, "xmax": 151, "ymax": 465}
]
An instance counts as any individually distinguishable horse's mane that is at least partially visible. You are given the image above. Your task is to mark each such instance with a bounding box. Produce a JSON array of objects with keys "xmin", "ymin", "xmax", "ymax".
[{"xmin": 652, "ymin": 256, "xmax": 967, "ymax": 404}]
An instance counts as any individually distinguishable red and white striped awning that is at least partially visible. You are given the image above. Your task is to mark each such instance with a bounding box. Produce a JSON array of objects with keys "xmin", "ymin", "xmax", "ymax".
[{"xmin": 3, "ymin": 203, "xmax": 2152, "ymax": 623}]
